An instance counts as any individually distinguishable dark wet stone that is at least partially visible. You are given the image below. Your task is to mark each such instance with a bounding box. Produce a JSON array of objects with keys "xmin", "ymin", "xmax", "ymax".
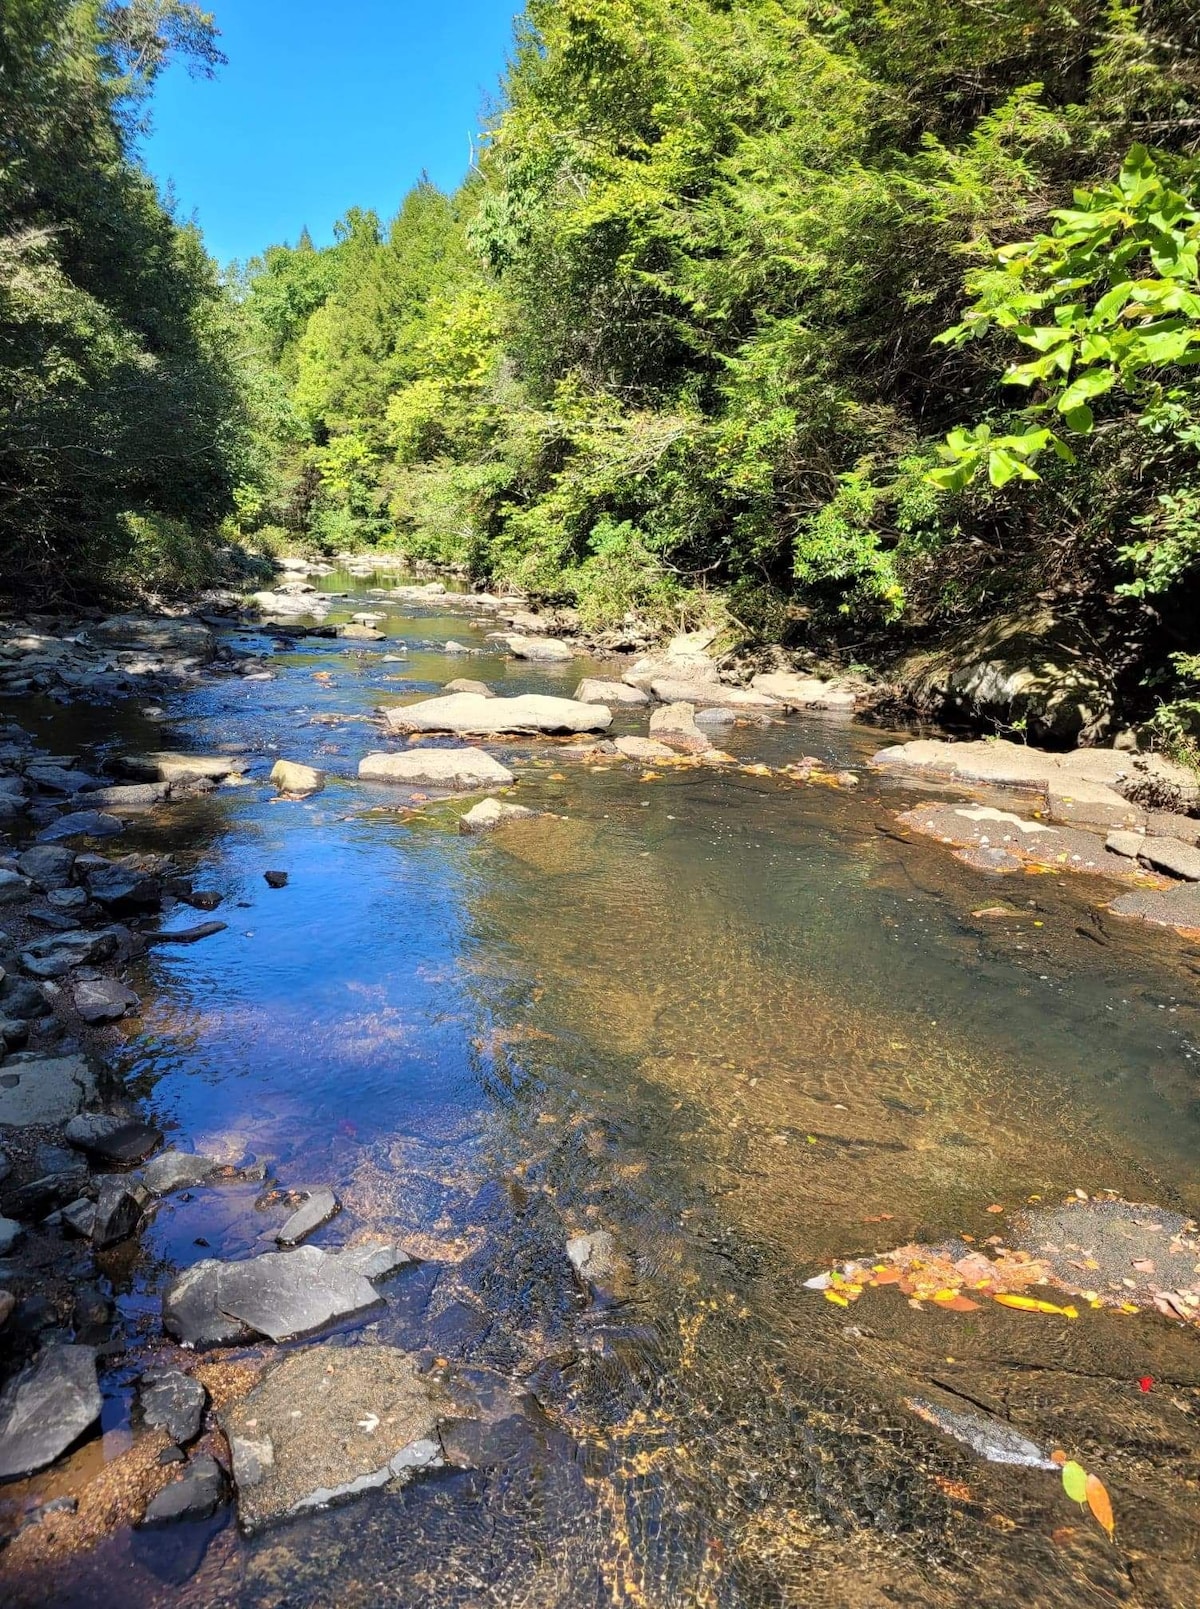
[
  {"xmin": 163, "ymin": 1246, "xmax": 386, "ymax": 1348},
  {"xmin": 146, "ymin": 920, "xmax": 227, "ymax": 945},
  {"xmin": 276, "ymin": 1187, "xmax": 340, "ymax": 1246},
  {"xmin": 263, "ymin": 870, "xmax": 288, "ymax": 888},
  {"xmin": 83, "ymin": 861, "xmax": 162, "ymax": 912},
  {"xmin": 141, "ymin": 1150, "xmax": 221, "ymax": 1196},
  {"xmin": 159, "ymin": 1445, "xmax": 187, "ymax": 1465},
  {"xmin": 21, "ymin": 927, "xmax": 120, "ymax": 978},
  {"xmin": 0, "ymin": 1343, "xmax": 101, "ymax": 1478},
  {"xmin": 0, "ymin": 1014, "xmax": 29, "ymax": 1048},
  {"xmin": 91, "ymin": 1177, "xmax": 148, "ymax": 1247},
  {"xmin": 0, "ymin": 975, "xmax": 52, "ymax": 1019},
  {"xmin": 0, "ymin": 1215, "xmax": 22, "ymax": 1254},
  {"xmin": 0, "ymin": 1052, "xmax": 96, "ymax": 1127},
  {"xmin": 4, "ymin": 1164, "xmax": 88, "ymax": 1218},
  {"xmin": 141, "ymin": 1369, "xmax": 207, "ymax": 1445},
  {"xmin": 36, "ymin": 810, "xmax": 125, "ymax": 843},
  {"xmin": 74, "ymin": 975, "xmax": 140, "ymax": 1023},
  {"xmin": 65, "ymin": 1112, "xmax": 161, "ymax": 1165},
  {"xmin": 141, "ymin": 1453, "xmax": 228, "ymax": 1525}
]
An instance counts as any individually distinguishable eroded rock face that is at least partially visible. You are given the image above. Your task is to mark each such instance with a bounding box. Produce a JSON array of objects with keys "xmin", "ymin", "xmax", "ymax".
[
  {"xmin": 894, "ymin": 606, "xmax": 1114, "ymax": 743},
  {"xmin": 221, "ymin": 1345, "xmax": 450, "ymax": 1533},
  {"xmin": 0, "ymin": 1344, "xmax": 102, "ymax": 1479},
  {"xmin": 163, "ymin": 1245, "xmax": 388, "ymax": 1347},
  {"xmin": 381, "ymin": 692, "xmax": 611, "ymax": 737},
  {"xmin": 358, "ymin": 749, "xmax": 515, "ymax": 791}
]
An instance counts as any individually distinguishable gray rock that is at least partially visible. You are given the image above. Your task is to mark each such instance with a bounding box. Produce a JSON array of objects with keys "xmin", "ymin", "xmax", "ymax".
[
  {"xmin": 504, "ymin": 634, "xmax": 574, "ymax": 662},
  {"xmin": 82, "ymin": 862, "xmax": 162, "ymax": 912},
  {"xmin": 146, "ymin": 920, "xmax": 227, "ymax": 945},
  {"xmin": 566, "ymin": 1230, "xmax": 618, "ymax": 1284},
  {"xmin": 117, "ymin": 752, "xmax": 246, "ymax": 784},
  {"xmin": 141, "ymin": 1151, "xmax": 221, "ymax": 1195},
  {"xmin": 270, "ymin": 759, "xmax": 325, "ymax": 795},
  {"xmin": 459, "ymin": 799, "xmax": 536, "ymax": 834},
  {"xmin": 141, "ymin": 1453, "xmax": 227, "ymax": 1525},
  {"xmin": 27, "ymin": 764, "xmax": 99, "ymax": 796},
  {"xmin": 614, "ymin": 736, "xmax": 677, "ymax": 762},
  {"xmin": 443, "ymin": 678, "xmax": 494, "ymax": 698},
  {"xmin": 61, "ymin": 1198, "xmax": 97, "ymax": 1238},
  {"xmin": 333, "ymin": 1241, "xmax": 413, "ymax": 1281},
  {"xmin": 73, "ymin": 976, "xmax": 140, "ymax": 1023},
  {"xmin": 0, "ymin": 869, "xmax": 32, "ymax": 904},
  {"xmin": 694, "ymin": 706, "xmax": 737, "ymax": 726},
  {"xmin": 47, "ymin": 886, "xmax": 88, "ymax": 912},
  {"xmin": 0, "ymin": 1054, "xmax": 96, "ymax": 1125},
  {"xmin": 140, "ymin": 1369, "xmax": 207, "ymax": 1444},
  {"xmin": 81, "ymin": 782, "xmax": 168, "ymax": 809},
  {"xmin": 0, "ymin": 975, "xmax": 52, "ymax": 1019},
  {"xmin": 649, "ymin": 677, "xmax": 777, "ymax": 710},
  {"xmin": 0, "ymin": 1344, "xmax": 102, "ymax": 1479},
  {"xmin": 65, "ymin": 1112, "xmax": 161, "ymax": 1164},
  {"xmin": 21, "ymin": 928, "xmax": 120, "ymax": 978},
  {"xmin": 163, "ymin": 1245, "xmax": 385, "ymax": 1347},
  {"xmin": 574, "ymin": 678, "xmax": 648, "ymax": 706},
  {"xmin": 0, "ymin": 1215, "xmax": 22, "ymax": 1255},
  {"xmin": 1105, "ymin": 829, "xmax": 1145, "ymax": 859},
  {"xmin": 17, "ymin": 845, "xmax": 76, "ymax": 889},
  {"xmin": 221, "ymin": 1344, "xmax": 448, "ymax": 1533},
  {"xmin": 1139, "ymin": 838, "xmax": 1200, "ymax": 881},
  {"xmin": 381, "ymin": 692, "xmax": 611, "ymax": 737},
  {"xmin": 648, "ymin": 702, "xmax": 712, "ymax": 754},
  {"xmin": 276, "ymin": 1187, "xmax": 340, "ymax": 1247},
  {"xmin": 36, "ymin": 810, "xmax": 124, "ymax": 843},
  {"xmin": 1145, "ymin": 810, "xmax": 1200, "ymax": 845},
  {"xmin": 91, "ymin": 1178, "xmax": 147, "ymax": 1247},
  {"xmin": 907, "ymin": 1393, "xmax": 1058, "ymax": 1470},
  {"xmin": 336, "ymin": 622, "xmax": 384, "ymax": 641},
  {"xmin": 358, "ymin": 749, "xmax": 514, "ymax": 791}
]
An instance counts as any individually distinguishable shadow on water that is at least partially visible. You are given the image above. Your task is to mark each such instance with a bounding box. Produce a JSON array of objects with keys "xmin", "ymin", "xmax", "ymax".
[{"xmin": 5, "ymin": 570, "xmax": 1200, "ymax": 1606}]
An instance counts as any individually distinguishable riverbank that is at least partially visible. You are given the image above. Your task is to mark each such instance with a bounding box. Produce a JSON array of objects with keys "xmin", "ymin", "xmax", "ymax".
[{"xmin": 1, "ymin": 566, "xmax": 1198, "ymax": 1606}]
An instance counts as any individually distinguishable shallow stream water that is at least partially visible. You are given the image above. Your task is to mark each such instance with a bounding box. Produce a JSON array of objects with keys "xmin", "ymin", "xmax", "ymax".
[{"xmin": 7, "ymin": 571, "xmax": 1200, "ymax": 1607}]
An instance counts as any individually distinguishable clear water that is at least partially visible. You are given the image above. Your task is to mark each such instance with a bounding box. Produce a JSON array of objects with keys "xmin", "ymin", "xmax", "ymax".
[{"xmin": 6, "ymin": 572, "xmax": 1200, "ymax": 1607}]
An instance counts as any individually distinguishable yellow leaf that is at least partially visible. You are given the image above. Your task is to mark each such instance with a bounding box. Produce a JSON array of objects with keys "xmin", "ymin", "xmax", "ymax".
[
  {"xmin": 993, "ymin": 1294, "xmax": 1078, "ymax": 1318},
  {"xmin": 824, "ymin": 1290, "xmax": 849, "ymax": 1307}
]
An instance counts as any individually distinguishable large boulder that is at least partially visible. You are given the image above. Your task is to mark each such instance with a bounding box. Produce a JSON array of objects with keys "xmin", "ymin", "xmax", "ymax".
[
  {"xmin": 894, "ymin": 606, "xmax": 1114, "ymax": 743},
  {"xmin": 0, "ymin": 1344, "xmax": 102, "ymax": 1478},
  {"xmin": 382, "ymin": 692, "xmax": 611, "ymax": 737},
  {"xmin": 221, "ymin": 1344, "xmax": 450, "ymax": 1533},
  {"xmin": 358, "ymin": 749, "xmax": 514, "ymax": 791}
]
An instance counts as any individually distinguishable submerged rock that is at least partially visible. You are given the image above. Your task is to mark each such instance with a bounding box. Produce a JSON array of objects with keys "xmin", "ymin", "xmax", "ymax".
[
  {"xmin": 907, "ymin": 1393, "xmax": 1058, "ymax": 1470},
  {"xmin": 566, "ymin": 1230, "xmax": 618, "ymax": 1285},
  {"xmin": 0, "ymin": 1344, "xmax": 102, "ymax": 1479},
  {"xmin": 358, "ymin": 749, "xmax": 514, "ymax": 790},
  {"xmin": 221, "ymin": 1344, "xmax": 449, "ymax": 1533},
  {"xmin": 163, "ymin": 1245, "xmax": 388, "ymax": 1347},
  {"xmin": 381, "ymin": 692, "xmax": 611, "ymax": 737}
]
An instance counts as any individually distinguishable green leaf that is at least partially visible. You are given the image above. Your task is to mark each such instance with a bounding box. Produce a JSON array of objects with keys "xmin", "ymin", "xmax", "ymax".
[
  {"xmin": 1092, "ymin": 282, "xmax": 1133, "ymax": 325},
  {"xmin": 1062, "ymin": 1461, "xmax": 1089, "ymax": 1505},
  {"xmin": 988, "ymin": 448, "xmax": 1038, "ymax": 488},
  {"xmin": 1062, "ymin": 403, "xmax": 1094, "ymax": 433},
  {"xmin": 1058, "ymin": 369, "xmax": 1116, "ymax": 412}
]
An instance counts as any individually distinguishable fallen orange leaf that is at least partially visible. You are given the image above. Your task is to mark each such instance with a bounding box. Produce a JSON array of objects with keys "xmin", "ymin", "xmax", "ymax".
[
  {"xmin": 1050, "ymin": 1449, "xmax": 1067, "ymax": 1466},
  {"xmin": 933, "ymin": 1293, "xmax": 981, "ymax": 1312},
  {"xmin": 1086, "ymin": 1474, "xmax": 1115, "ymax": 1540},
  {"xmin": 985, "ymin": 1204, "xmax": 1005, "ymax": 1214}
]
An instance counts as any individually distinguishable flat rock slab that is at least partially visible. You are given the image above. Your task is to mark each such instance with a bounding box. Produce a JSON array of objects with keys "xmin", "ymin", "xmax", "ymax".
[
  {"xmin": 751, "ymin": 671, "xmax": 859, "ymax": 710},
  {"xmin": 459, "ymin": 799, "xmax": 536, "ymax": 834},
  {"xmin": 221, "ymin": 1344, "xmax": 450, "ymax": 1533},
  {"xmin": 0, "ymin": 1054, "xmax": 96, "ymax": 1126},
  {"xmin": 574, "ymin": 678, "xmax": 648, "ymax": 706},
  {"xmin": 140, "ymin": 1369, "xmax": 207, "ymax": 1445},
  {"xmin": 614, "ymin": 736, "xmax": 677, "ymax": 762},
  {"xmin": 872, "ymin": 737, "xmax": 1198, "ymax": 812},
  {"xmin": 37, "ymin": 810, "xmax": 124, "ymax": 843},
  {"xmin": 276, "ymin": 1187, "xmax": 341, "ymax": 1246},
  {"xmin": 83, "ymin": 616, "xmax": 214, "ymax": 661},
  {"xmin": 1045, "ymin": 779, "xmax": 1144, "ymax": 830},
  {"xmin": 0, "ymin": 1344, "xmax": 101, "ymax": 1479},
  {"xmin": 163, "ymin": 1245, "xmax": 386, "ymax": 1347},
  {"xmin": 1110, "ymin": 882, "xmax": 1200, "ymax": 935},
  {"xmin": 382, "ymin": 692, "xmax": 611, "ymax": 737},
  {"xmin": 359, "ymin": 749, "xmax": 514, "ymax": 791},
  {"xmin": 649, "ymin": 677, "xmax": 778, "ymax": 710},
  {"xmin": 118, "ymin": 752, "xmax": 247, "ymax": 784},
  {"xmin": 141, "ymin": 1150, "xmax": 223, "ymax": 1195},
  {"xmin": 898, "ymin": 802, "xmax": 1152, "ymax": 883},
  {"xmin": 1138, "ymin": 838, "xmax": 1200, "ymax": 881}
]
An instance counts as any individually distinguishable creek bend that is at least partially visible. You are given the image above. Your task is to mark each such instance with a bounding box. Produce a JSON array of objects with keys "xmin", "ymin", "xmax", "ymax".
[{"xmin": 2, "ymin": 568, "xmax": 1199, "ymax": 1607}]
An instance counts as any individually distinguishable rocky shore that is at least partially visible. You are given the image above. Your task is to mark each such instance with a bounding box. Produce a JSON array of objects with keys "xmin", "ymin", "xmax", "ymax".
[{"xmin": 2, "ymin": 561, "xmax": 1200, "ymax": 1583}]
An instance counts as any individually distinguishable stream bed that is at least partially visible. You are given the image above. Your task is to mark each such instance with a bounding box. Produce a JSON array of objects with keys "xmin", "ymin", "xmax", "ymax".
[{"xmin": 4, "ymin": 569, "xmax": 1200, "ymax": 1607}]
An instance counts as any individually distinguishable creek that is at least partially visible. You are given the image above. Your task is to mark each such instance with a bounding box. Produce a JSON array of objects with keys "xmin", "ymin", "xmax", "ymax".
[{"xmin": 8, "ymin": 569, "xmax": 1200, "ymax": 1607}]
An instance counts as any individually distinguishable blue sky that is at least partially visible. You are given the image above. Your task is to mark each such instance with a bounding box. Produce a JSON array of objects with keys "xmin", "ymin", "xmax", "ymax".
[{"xmin": 141, "ymin": 0, "xmax": 520, "ymax": 265}]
